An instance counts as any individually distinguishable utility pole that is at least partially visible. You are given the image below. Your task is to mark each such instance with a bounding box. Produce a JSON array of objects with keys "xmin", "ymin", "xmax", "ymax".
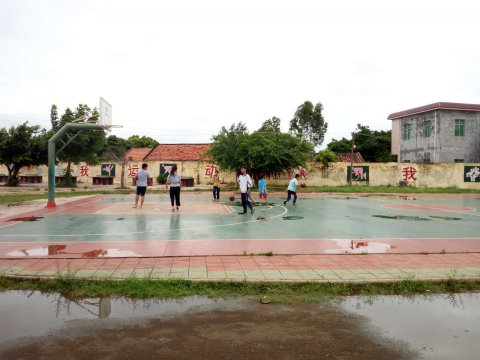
[{"xmin": 349, "ymin": 132, "xmax": 355, "ymax": 186}]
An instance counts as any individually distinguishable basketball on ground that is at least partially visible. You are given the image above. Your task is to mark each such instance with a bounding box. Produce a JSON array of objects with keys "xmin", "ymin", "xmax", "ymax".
[
  {"xmin": 300, "ymin": 183, "xmax": 306, "ymax": 188},
  {"xmin": 229, "ymin": 195, "xmax": 235, "ymax": 201}
]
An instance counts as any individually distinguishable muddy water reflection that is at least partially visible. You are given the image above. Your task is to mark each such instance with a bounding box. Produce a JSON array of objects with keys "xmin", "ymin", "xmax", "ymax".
[
  {"xmin": 0, "ymin": 291, "xmax": 247, "ymax": 344},
  {"xmin": 340, "ymin": 293, "xmax": 480, "ymax": 360},
  {"xmin": 0, "ymin": 291, "xmax": 479, "ymax": 359}
]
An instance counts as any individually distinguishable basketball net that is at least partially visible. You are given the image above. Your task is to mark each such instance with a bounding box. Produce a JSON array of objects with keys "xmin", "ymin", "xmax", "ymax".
[{"xmin": 102, "ymin": 124, "xmax": 122, "ymax": 132}]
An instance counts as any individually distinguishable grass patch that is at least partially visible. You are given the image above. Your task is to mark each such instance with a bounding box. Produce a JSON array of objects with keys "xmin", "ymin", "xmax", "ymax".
[
  {"xmin": 218, "ymin": 184, "xmax": 479, "ymax": 194},
  {"xmin": 279, "ymin": 185, "xmax": 480, "ymax": 194},
  {"xmin": 0, "ymin": 190, "xmax": 132, "ymax": 205},
  {"xmin": 1, "ymin": 277, "xmax": 479, "ymax": 302}
]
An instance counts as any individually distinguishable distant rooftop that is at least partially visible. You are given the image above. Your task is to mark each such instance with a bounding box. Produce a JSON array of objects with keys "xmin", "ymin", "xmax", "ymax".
[
  {"xmin": 335, "ymin": 152, "xmax": 365, "ymax": 163},
  {"xmin": 124, "ymin": 147, "xmax": 153, "ymax": 162},
  {"xmin": 144, "ymin": 144, "xmax": 211, "ymax": 161},
  {"xmin": 387, "ymin": 102, "xmax": 480, "ymax": 120}
]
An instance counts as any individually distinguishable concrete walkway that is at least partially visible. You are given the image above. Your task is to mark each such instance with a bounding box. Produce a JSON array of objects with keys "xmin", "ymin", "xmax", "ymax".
[{"xmin": 1, "ymin": 253, "xmax": 479, "ymax": 282}]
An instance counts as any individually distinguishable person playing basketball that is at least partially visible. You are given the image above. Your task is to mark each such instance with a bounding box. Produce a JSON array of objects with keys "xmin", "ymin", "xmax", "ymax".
[
  {"xmin": 257, "ymin": 173, "xmax": 268, "ymax": 207},
  {"xmin": 133, "ymin": 163, "xmax": 150, "ymax": 209},
  {"xmin": 284, "ymin": 173, "xmax": 300, "ymax": 206}
]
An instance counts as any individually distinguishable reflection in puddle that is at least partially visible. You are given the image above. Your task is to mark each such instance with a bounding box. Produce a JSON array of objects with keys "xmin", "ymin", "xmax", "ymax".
[
  {"xmin": 340, "ymin": 293, "xmax": 480, "ymax": 359},
  {"xmin": 373, "ymin": 215, "xmax": 431, "ymax": 221},
  {"xmin": 0, "ymin": 291, "xmax": 246, "ymax": 344},
  {"xmin": 6, "ymin": 245, "xmax": 140, "ymax": 258},
  {"xmin": 7, "ymin": 216, "xmax": 43, "ymax": 222},
  {"xmin": 0, "ymin": 291, "xmax": 478, "ymax": 359},
  {"xmin": 429, "ymin": 215, "xmax": 463, "ymax": 221},
  {"xmin": 326, "ymin": 239, "xmax": 392, "ymax": 254}
]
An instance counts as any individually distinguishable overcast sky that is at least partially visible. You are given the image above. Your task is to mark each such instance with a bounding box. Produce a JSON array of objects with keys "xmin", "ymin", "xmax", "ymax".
[{"xmin": 1, "ymin": 0, "xmax": 479, "ymax": 147}]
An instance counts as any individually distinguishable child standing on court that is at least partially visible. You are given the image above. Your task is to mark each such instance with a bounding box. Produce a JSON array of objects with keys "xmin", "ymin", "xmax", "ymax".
[
  {"xmin": 133, "ymin": 163, "xmax": 150, "ymax": 209},
  {"xmin": 284, "ymin": 173, "xmax": 300, "ymax": 206},
  {"xmin": 166, "ymin": 165, "xmax": 181, "ymax": 211},
  {"xmin": 238, "ymin": 165, "xmax": 254, "ymax": 215},
  {"xmin": 212, "ymin": 174, "xmax": 220, "ymax": 201},
  {"xmin": 257, "ymin": 174, "xmax": 268, "ymax": 207}
]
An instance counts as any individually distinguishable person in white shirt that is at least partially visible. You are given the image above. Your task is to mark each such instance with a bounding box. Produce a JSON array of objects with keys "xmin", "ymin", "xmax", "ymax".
[
  {"xmin": 133, "ymin": 163, "xmax": 150, "ymax": 209},
  {"xmin": 284, "ymin": 174, "xmax": 300, "ymax": 206},
  {"xmin": 238, "ymin": 166, "xmax": 254, "ymax": 215},
  {"xmin": 166, "ymin": 165, "xmax": 181, "ymax": 211}
]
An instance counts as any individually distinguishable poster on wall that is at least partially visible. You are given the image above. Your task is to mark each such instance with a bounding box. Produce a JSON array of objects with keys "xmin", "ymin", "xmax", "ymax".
[
  {"xmin": 101, "ymin": 164, "xmax": 116, "ymax": 177},
  {"xmin": 464, "ymin": 166, "xmax": 480, "ymax": 182},
  {"xmin": 347, "ymin": 166, "xmax": 369, "ymax": 182},
  {"xmin": 160, "ymin": 163, "xmax": 177, "ymax": 176}
]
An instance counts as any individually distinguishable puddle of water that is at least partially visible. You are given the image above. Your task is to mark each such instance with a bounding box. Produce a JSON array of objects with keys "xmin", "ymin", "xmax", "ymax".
[
  {"xmin": 339, "ymin": 293, "xmax": 480, "ymax": 360},
  {"xmin": 325, "ymin": 239, "xmax": 392, "ymax": 254},
  {"xmin": 372, "ymin": 215, "xmax": 431, "ymax": 221},
  {"xmin": 0, "ymin": 291, "xmax": 249, "ymax": 345},
  {"xmin": 282, "ymin": 216, "xmax": 304, "ymax": 220},
  {"xmin": 0, "ymin": 291, "xmax": 479, "ymax": 358},
  {"xmin": 6, "ymin": 246, "xmax": 140, "ymax": 257},
  {"xmin": 7, "ymin": 216, "xmax": 43, "ymax": 222},
  {"xmin": 429, "ymin": 215, "xmax": 463, "ymax": 221},
  {"xmin": 329, "ymin": 197, "xmax": 358, "ymax": 200}
]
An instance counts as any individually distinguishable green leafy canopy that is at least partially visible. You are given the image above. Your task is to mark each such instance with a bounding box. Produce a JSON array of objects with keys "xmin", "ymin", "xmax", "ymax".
[{"xmin": 207, "ymin": 119, "xmax": 313, "ymax": 181}]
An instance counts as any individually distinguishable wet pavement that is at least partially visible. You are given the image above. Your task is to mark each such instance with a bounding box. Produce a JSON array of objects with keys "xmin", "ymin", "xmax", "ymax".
[
  {"xmin": 1, "ymin": 193, "xmax": 480, "ymax": 258},
  {"xmin": 341, "ymin": 293, "xmax": 480, "ymax": 359},
  {"xmin": 0, "ymin": 291, "xmax": 479, "ymax": 359}
]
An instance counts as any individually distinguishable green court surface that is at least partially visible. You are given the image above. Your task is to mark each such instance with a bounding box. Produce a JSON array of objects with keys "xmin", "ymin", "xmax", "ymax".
[{"xmin": 0, "ymin": 193, "xmax": 479, "ymax": 258}]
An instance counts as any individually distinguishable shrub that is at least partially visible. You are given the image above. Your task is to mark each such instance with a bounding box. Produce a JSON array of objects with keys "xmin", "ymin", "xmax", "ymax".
[
  {"xmin": 157, "ymin": 174, "xmax": 167, "ymax": 184},
  {"xmin": 316, "ymin": 149, "xmax": 337, "ymax": 164}
]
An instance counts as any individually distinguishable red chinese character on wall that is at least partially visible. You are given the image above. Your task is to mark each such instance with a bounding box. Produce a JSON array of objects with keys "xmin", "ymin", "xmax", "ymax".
[
  {"xmin": 128, "ymin": 165, "xmax": 139, "ymax": 177},
  {"xmin": 80, "ymin": 164, "xmax": 89, "ymax": 177},
  {"xmin": 402, "ymin": 166, "xmax": 417, "ymax": 181},
  {"xmin": 205, "ymin": 164, "xmax": 218, "ymax": 177}
]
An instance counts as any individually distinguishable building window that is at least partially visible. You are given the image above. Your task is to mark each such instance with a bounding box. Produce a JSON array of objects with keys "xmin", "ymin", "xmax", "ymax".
[
  {"xmin": 454, "ymin": 119, "xmax": 465, "ymax": 137},
  {"xmin": 454, "ymin": 159, "xmax": 464, "ymax": 163},
  {"xmin": 402, "ymin": 123, "xmax": 412, "ymax": 140},
  {"xmin": 423, "ymin": 120, "xmax": 431, "ymax": 137}
]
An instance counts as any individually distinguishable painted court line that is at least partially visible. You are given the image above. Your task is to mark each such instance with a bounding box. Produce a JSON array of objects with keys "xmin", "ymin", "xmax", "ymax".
[
  {"xmin": 0, "ymin": 205, "xmax": 289, "ymax": 238},
  {"xmin": 371, "ymin": 197, "xmax": 480, "ymax": 217}
]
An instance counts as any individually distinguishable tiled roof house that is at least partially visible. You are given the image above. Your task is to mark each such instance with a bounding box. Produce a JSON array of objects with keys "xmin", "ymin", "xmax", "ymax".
[
  {"xmin": 144, "ymin": 144, "xmax": 211, "ymax": 161},
  {"xmin": 124, "ymin": 147, "xmax": 154, "ymax": 162}
]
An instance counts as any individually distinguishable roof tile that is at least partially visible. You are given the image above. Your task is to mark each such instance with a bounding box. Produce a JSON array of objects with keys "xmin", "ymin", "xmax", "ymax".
[
  {"xmin": 124, "ymin": 148, "xmax": 153, "ymax": 162},
  {"xmin": 388, "ymin": 102, "xmax": 480, "ymax": 120},
  {"xmin": 144, "ymin": 144, "xmax": 211, "ymax": 161}
]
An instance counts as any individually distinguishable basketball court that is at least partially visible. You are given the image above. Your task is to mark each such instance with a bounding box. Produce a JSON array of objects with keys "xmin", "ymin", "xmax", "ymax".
[{"xmin": 0, "ymin": 193, "xmax": 479, "ymax": 259}]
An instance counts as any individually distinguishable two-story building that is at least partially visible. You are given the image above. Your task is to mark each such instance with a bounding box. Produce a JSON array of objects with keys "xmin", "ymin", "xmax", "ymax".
[{"xmin": 388, "ymin": 102, "xmax": 480, "ymax": 163}]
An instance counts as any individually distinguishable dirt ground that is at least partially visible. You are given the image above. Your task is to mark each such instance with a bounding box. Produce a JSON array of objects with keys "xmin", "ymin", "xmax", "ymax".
[{"xmin": 0, "ymin": 300, "xmax": 414, "ymax": 360}]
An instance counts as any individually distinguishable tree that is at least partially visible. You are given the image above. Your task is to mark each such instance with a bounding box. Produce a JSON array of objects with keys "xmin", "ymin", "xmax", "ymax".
[
  {"xmin": 50, "ymin": 104, "xmax": 59, "ymax": 132},
  {"xmin": 103, "ymin": 135, "xmax": 132, "ymax": 188},
  {"xmin": 289, "ymin": 101, "xmax": 328, "ymax": 149},
  {"xmin": 127, "ymin": 135, "xmax": 158, "ymax": 148},
  {"xmin": 0, "ymin": 123, "xmax": 48, "ymax": 186},
  {"xmin": 327, "ymin": 124, "xmax": 393, "ymax": 162},
  {"xmin": 326, "ymin": 137, "xmax": 351, "ymax": 153},
  {"xmin": 55, "ymin": 104, "xmax": 107, "ymax": 185},
  {"xmin": 316, "ymin": 149, "xmax": 337, "ymax": 164},
  {"xmin": 258, "ymin": 116, "xmax": 281, "ymax": 133},
  {"xmin": 207, "ymin": 120, "xmax": 313, "ymax": 182}
]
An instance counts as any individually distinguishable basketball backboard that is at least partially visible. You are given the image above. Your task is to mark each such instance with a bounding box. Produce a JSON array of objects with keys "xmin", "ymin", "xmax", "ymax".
[{"xmin": 99, "ymin": 97, "xmax": 112, "ymax": 127}]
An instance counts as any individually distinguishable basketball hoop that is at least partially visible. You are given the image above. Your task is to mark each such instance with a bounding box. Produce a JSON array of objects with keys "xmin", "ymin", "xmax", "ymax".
[{"xmin": 98, "ymin": 97, "xmax": 122, "ymax": 132}]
